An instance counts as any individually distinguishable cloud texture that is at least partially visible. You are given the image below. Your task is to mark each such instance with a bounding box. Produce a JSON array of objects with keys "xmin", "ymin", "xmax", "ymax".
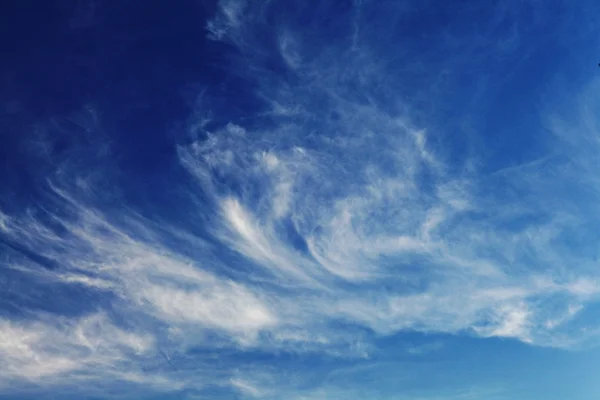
[{"xmin": 2, "ymin": 0, "xmax": 600, "ymax": 398}]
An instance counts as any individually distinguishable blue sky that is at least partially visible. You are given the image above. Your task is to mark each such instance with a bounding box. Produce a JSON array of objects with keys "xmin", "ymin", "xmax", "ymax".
[{"xmin": 2, "ymin": 0, "xmax": 600, "ymax": 399}]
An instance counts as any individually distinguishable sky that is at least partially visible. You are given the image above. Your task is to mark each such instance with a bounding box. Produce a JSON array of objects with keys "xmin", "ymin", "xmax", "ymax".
[{"xmin": 2, "ymin": 0, "xmax": 600, "ymax": 399}]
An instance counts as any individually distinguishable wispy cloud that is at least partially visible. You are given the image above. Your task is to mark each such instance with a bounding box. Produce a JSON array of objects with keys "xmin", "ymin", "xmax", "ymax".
[
  {"xmin": 187, "ymin": 0, "xmax": 600, "ymax": 351},
  {"xmin": 0, "ymin": 312, "xmax": 153, "ymax": 383},
  {"xmin": 3, "ymin": 0, "xmax": 600, "ymax": 398},
  {"xmin": 230, "ymin": 378, "xmax": 265, "ymax": 398}
]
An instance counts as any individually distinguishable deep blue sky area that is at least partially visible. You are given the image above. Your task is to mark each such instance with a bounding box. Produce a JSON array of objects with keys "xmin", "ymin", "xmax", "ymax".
[{"xmin": 2, "ymin": 1, "xmax": 600, "ymax": 399}]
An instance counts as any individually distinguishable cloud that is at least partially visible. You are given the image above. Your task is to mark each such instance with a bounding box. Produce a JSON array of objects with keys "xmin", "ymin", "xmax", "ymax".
[
  {"xmin": 230, "ymin": 378, "xmax": 265, "ymax": 397},
  {"xmin": 0, "ymin": 313, "xmax": 153, "ymax": 383},
  {"xmin": 406, "ymin": 340, "xmax": 444, "ymax": 355},
  {"xmin": 135, "ymin": 280, "xmax": 276, "ymax": 340},
  {"xmin": 0, "ymin": 211, "xmax": 10, "ymax": 233},
  {"xmin": 220, "ymin": 196, "xmax": 297, "ymax": 276},
  {"xmin": 178, "ymin": 0, "xmax": 600, "ymax": 353},
  {"xmin": 206, "ymin": 0, "xmax": 247, "ymax": 41},
  {"xmin": 4, "ymin": 0, "xmax": 600, "ymax": 398},
  {"xmin": 0, "ymin": 183, "xmax": 285, "ymax": 393}
]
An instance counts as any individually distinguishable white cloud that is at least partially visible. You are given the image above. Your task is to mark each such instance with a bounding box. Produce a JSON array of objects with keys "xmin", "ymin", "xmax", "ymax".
[
  {"xmin": 4, "ymin": 1, "xmax": 600, "ymax": 397},
  {"xmin": 0, "ymin": 211, "xmax": 10, "ymax": 233},
  {"xmin": 206, "ymin": 0, "xmax": 247, "ymax": 40},
  {"xmin": 173, "ymin": 35, "xmax": 600, "ymax": 352},
  {"xmin": 566, "ymin": 279, "xmax": 600, "ymax": 297},
  {"xmin": 219, "ymin": 196, "xmax": 318, "ymax": 283},
  {"xmin": 230, "ymin": 378, "xmax": 264, "ymax": 397},
  {"xmin": 60, "ymin": 273, "xmax": 114, "ymax": 290},
  {"xmin": 0, "ymin": 313, "xmax": 153, "ymax": 383},
  {"xmin": 406, "ymin": 340, "xmax": 444, "ymax": 355},
  {"xmin": 135, "ymin": 281, "xmax": 276, "ymax": 340},
  {"xmin": 0, "ymin": 185, "xmax": 284, "ymax": 389},
  {"xmin": 475, "ymin": 303, "xmax": 532, "ymax": 342},
  {"xmin": 544, "ymin": 304, "xmax": 582, "ymax": 330}
]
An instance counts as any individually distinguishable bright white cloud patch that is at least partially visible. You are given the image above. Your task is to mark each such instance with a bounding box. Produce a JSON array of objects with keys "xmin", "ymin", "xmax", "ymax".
[{"xmin": 0, "ymin": 313, "xmax": 153, "ymax": 383}]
